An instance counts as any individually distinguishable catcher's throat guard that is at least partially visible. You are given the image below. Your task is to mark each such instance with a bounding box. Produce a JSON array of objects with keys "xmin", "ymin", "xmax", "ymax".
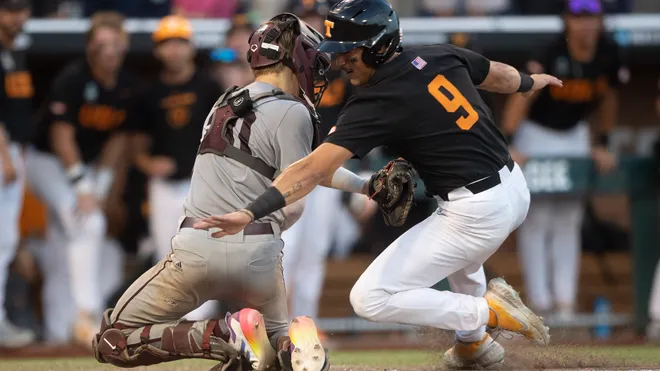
[{"xmin": 247, "ymin": 13, "xmax": 331, "ymax": 107}]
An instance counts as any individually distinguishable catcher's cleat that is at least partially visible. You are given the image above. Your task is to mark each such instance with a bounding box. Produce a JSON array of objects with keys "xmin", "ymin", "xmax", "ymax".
[
  {"xmin": 442, "ymin": 333, "xmax": 504, "ymax": 369},
  {"xmin": 283, "ymin": 316, "xmax": 329, "ymax": 371},
  {"xmin": 485, "ymin": 278, "xmax": 550, "ymax": 346},
  {"xmin": 226, "ymin": 308, "xmax": 276, "ymax": 371}
]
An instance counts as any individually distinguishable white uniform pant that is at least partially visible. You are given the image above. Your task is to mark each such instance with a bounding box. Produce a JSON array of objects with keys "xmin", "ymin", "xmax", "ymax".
[
  {"xmin": 649, "ymin": 259, "xmax": 660, "ymax": 323},
  {"xmin": 148, "ymin": 177, "xmax": 218, "ymax": 321},
  {"xmin": 25, "ymin": 149, "xmax": 111, "ymax": 341},
  {"xmin": 513, "ymin": 120, "xmax": 590, "ymax": 312},
  {"xmin": 349, "ymin": 162, "xmax": 530, "ymax": 342},
  {"xmin": 0, "ymin": 143, "xmax": 25, "ymax": 323},
  {"xmin": 282, "ymin": 186, "xmax": 360, "ymax": 320}
]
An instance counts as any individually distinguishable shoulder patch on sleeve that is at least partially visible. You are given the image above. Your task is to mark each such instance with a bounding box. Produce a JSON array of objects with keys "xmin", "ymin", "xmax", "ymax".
[{"xmin": 411, "ymin": 56, "xmax": 427, "ymax": 70}]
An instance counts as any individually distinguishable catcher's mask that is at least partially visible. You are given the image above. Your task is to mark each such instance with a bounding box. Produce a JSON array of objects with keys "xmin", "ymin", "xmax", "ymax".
[{"xmin": 247, "ymin": 13, "xmax": 330, "ymax": 107}]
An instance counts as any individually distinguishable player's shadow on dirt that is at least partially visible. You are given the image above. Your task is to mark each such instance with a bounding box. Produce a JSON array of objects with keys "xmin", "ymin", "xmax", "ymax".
[{"xmin": 419, "ymin": 327, "xmax": 640, "ymax": 370}]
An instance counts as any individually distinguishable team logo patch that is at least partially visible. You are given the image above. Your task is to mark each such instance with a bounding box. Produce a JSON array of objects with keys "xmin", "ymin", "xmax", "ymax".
[{"xmin": 411, "ymin": 56, "xmax": 427, "ymax": 70}]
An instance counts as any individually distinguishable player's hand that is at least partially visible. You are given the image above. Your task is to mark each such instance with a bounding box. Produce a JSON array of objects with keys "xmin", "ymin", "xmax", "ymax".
[
  {"xmin": 509, "ymin": 147, "xmax": 527, "ymax": 167},
  {"xmin": 148, "ymin": 156, "xmax": 177, "ymax": 178},
  {"xmin": 193, "ymin": 211, "xmax": 253, "ymax": 238},
  {"xmin": 591, "ymin": 146, "xmax": 617, "ymax": 174},
  {"xmin": 1, "ymin": 159, "xmax": 17, "ymax": 186},
  {"xmin": 522, "ymin": 74, "xmax": 563, "ymax": 97}
]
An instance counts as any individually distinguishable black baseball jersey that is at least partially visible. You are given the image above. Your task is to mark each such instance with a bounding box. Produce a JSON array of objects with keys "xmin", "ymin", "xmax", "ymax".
[
  {"xmin": 0, "ymin": 47, "xmax": 35, "ymax": 143},
  {"xmin": 527, "ymin": 35, "xmax": 627, "ymax": 131},
  {"xmin": 325, "ymin": 44, "xmax": 509, "ymax": 196},
  {"xmin": 35, "ymin": 60, "xmax": 136, "ymax": 163},
  {"xmin": 133, "ymin": 71, "xmax": 223, "ymax": 180}
]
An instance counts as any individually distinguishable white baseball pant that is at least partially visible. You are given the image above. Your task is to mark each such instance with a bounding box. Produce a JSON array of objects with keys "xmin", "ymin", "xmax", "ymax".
[
  {"xmin": 349, "ymin": 161, "xmax": 529, "ymax": 342},
  {"xmin": 649, "ymin": 259, "xmax": 660, "ymax": 323},
  {"xmin": 282, "ymin": 186, "xmax": 360, "ymax": 320},
  {"xmin": 513, "ymin": 120, "xmax": 590, "ymax": 312},
  {"xmin": 148, "ymin": 177, "xmax": 219, "ymax": 321},
  {"xmin": 25, "ymin": 148, "xmax": 108, "ymax": 340},
  {"xmin": 0, "ymin": 143, "xmax": 25, "ymax": 323}
]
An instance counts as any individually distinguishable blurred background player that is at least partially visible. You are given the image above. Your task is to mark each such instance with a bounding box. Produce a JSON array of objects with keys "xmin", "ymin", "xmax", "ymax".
[
  {"xmin": 26, "ymin": 11, "xmax": 133, "ymax": 344},
  {"xmin": 280, "ymin": 0, "xmax": 375, "ymax": 324},
  {"xmin": 501, "ymin": 0, "xmax": 625, "ymax": 319},
  {"xmin": 0, "ymin": 0, "xmax": 36, "ymax": 347},
  {"xmin": 132, "ymin": 14, "xmax": 223, "ymax": 320}
]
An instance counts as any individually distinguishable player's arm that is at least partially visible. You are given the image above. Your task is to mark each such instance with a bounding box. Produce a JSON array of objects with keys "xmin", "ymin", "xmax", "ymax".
[
  {"xmin": 499, "ymin": 60, "xmax": 546, "ymax": 141},
  {"xmin": 319, "ymin": 166, "xmax": 369, "ymax": 194},
  {"xmin": 447, "ymin": 45, "xmax": 561, "ymax": 95},
  {"xmin": 95, "ymin": 132, "xmax": 127, "ymax": 200}
]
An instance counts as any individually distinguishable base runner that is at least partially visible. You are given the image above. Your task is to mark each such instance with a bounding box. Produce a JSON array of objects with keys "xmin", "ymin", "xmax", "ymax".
[
  {"xmin": 92, "ymin": 13, "xmax": 366, "ymax": 371},
  {"xmin": 196, "ymin": 0, "xmax": 564, "ymax": 368}
]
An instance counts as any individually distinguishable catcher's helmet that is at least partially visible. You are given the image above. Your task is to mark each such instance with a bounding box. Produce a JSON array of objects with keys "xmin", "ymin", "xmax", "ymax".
[
  {"xmin": 247, "ymin": 13, "xmax": 330, "ymax": 107},
  {"xmin": 318, "ymin": 0, "xmax": 401, "ymax": 67}
]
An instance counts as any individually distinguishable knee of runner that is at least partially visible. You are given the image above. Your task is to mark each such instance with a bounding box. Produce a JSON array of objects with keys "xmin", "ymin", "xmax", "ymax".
[{"xmin": 349, "ymin": 285, "xmax": 390, "ymax": 321}]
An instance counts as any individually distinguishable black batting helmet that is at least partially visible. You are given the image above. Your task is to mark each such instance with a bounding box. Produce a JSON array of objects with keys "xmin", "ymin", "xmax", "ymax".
[{"xmin": 318, "ymin": 0, "xmax": 401, "ymax": 67}]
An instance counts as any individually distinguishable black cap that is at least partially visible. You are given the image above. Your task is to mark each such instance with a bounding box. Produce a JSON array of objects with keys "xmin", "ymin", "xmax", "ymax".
[{"xmin": 0, "ymin": 0, "xmax": 31, "ymax": 10}]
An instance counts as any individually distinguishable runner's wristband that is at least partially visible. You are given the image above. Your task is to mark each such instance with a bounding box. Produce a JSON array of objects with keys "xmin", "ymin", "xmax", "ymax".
[
  {"xmin": 517, "ymin": 72, "xmax": 534, "ymax": 93},
  {"xmin": 245, "ymin": 186, "xmax": 286, "ymax": 221}
]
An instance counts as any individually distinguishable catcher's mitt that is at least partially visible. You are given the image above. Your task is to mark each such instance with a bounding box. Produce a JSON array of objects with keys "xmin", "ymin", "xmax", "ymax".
[{"xmin": 368, "ymin": 158, "xmax": 416, "ymax": 227}]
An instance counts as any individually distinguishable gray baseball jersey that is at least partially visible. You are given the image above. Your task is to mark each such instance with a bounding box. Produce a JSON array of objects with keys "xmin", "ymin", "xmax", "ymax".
[{"xmin": 183, "ymin": 81, "xmax": 314, "ymax": 227}]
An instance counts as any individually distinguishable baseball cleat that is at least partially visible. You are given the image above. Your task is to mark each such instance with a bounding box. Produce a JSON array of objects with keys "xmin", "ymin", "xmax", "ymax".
[
  {"xmin": 225, "ymin": 308, "xmax": 276, "ymax": 371},
  {"xmin": 0, "ymin": 320, "xmax": 36, "ymax": 348},
  {"xmin": 287, "ymin": 316, "xmax": 329, "ymax": 371},
  {"xmin": 442, "ymin": 333, "xmax": 504, "ymax": 369},
  {"xmin": 485, "ymin": 277, "xmax": 550, "ymax": 346}
]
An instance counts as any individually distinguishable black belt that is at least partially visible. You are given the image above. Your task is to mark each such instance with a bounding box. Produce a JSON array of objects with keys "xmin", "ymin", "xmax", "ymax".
[
  {"xmin": 180, "ymin": 216, "xmax": 274, "ymax": 235},
  {"xmin": 437, "ymin": 158, "xmax": 515, "ymax": 202}
]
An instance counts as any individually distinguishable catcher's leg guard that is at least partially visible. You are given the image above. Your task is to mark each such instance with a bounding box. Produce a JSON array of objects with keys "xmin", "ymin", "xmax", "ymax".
[
  {"xmin": 92, "ymin": 308, "xmax": 240, "ymax": 369},
  {"xmin": 277, "ymin": 317, "xmax": 329, "ymax": 371}
]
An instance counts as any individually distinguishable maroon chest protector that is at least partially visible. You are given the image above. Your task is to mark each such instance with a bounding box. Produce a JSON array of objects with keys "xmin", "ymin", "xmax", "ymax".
[{"xmin": 198, "ymin": 85, "xmax": 322, "ymax": 180}]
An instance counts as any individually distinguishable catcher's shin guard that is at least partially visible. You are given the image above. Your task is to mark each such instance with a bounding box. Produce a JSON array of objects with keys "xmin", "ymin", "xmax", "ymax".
[
  {"xmin": 92, "ymin": 308, "xmax": 240, "ymax": 369},
  {"xmin": 277, "ymin": 316, "xmax": 329, "ymax": 371}
]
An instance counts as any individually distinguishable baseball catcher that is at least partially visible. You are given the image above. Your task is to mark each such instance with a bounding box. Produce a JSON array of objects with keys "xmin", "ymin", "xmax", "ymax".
[{"xmin": 91, "ymin": 12, "xmax": 372, "ymax": 371}]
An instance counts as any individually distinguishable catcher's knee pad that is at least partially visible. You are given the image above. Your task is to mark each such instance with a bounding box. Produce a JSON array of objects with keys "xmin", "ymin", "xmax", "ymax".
[{"xmin": 93, "ymin": 313, "xmax": 239, "ymax": 369}]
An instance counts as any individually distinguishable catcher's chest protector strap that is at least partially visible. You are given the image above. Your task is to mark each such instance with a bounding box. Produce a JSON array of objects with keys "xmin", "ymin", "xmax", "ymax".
[{"xmin": 199, "ymin": 85, "xmax": 320, "ymax": 180}]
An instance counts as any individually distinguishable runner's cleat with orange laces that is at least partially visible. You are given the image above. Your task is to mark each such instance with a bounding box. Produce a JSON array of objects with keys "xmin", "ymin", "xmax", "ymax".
[
  {"xmin": 484, "ymin": 278, "xmax": 550, "ymax": 346},
  {"xmin": 442, "ymin": 333, "xmax": 504, "ymax": 369}
]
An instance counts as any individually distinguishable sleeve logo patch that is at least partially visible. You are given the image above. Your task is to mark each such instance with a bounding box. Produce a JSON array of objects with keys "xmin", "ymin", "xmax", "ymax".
[{"xmin": 411, "ymin": 56, "xmax": 427, "ymax": 70}]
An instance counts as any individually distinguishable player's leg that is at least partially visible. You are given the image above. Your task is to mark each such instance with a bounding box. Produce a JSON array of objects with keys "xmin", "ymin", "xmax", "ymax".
[
  {"xmin": 444, "ymin": 264, "xmax": 504, "ymax": 368},
  {"xmin": 517, "ymin": 200, "xmax": 553, "ymax": 313},
  {"xmin": 148, "ymin": 178, "xmax": 185, "ymax": 260},
  {"xmin": 0, "ymin": 144, "xmax": 35, "ymax": 347},
  {"xmin": 39, "ymin": 222, "xmax": 76, "ymax": 342},
  {"xmin": 647, "ymin": 259, "xmax": 660, "ymax": 341},
  {"xmin": 239, "ymin": 236, "xmax": 328, "ymax": 371},
  {"xmin": 290, "ymin": 187, "xmax": 337, "ymax": 320},
  {"xmin": 550, "ymin": 198, "xmax": 584, "ymax": 318},
  {"xmin": 350, "ymin": 163, "xmax": 548, "ymax": 344},
  {"xmin": 24, "ymin": 149, "xmax": 107, "ymax": 342},
  {"xmin": 281, "ymin": 195, "xmax": 308, "ymax": 318},
  {"xmin": 94, "ymin": 228, "xmax": 240, "ymax": 369}
]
